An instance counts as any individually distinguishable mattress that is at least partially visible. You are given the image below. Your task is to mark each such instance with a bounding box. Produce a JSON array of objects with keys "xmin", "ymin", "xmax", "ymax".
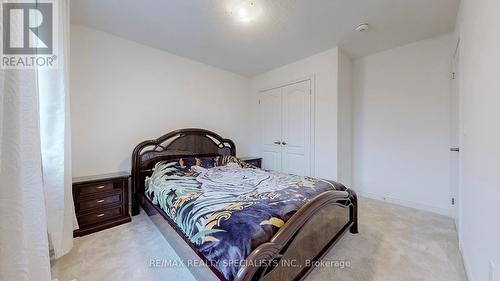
[{"xmin": 144, "ymin": 156, "xmax": 345, "ymax": 281}]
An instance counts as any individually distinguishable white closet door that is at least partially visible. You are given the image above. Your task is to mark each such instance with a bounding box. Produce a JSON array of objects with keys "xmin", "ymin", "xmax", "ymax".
[
  {"xmin": 281, "ymin": 80, "xmax": 311, "ymax": 176},
  {"xmin": 260, "ymin": 88, "xmax": 283, "ymax": 171}
]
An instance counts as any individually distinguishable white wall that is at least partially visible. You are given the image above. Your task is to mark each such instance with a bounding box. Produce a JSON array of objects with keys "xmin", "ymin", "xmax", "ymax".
[
  {"xmin": 70, "ymin": 25, "xmax": 252, "ymax": 177},
  {"xmin": 352, "ymin": 33, "xmax": 455, "ymax": 216},
  {"xmin": 250, "ymin": 48, "xmax": 352, "ymax": 182},
  {"xmin": 456, "ymin": 0, "xmax": 500, "ymax": 280}
]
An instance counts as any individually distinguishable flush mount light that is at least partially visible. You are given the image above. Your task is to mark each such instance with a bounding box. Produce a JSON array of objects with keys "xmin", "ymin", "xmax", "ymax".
[
  {"xmin": 355, "ymin": 23, "xmax": 370, "ymax": 32},
  {"xmin": 228, "ymin": 0, "xmax": 262, "ymax": 23}
]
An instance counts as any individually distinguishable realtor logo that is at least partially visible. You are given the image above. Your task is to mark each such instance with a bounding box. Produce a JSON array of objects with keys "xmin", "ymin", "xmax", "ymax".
[
  {"xmin": 1, "ymin": 0, "xmax": 57, "ymax": 68},
  {"xmin": 3, "ymin": 2, "xmax": 53, "ymax": 54}
]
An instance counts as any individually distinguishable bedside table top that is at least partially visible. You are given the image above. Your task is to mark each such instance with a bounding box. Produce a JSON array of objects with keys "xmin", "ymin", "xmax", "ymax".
[
  {"xmin": 239, "ymin": 156, "xmax": 262, "ymax": 161},
  {"xmin": 73, "ymin": 171, "xmax": 130, "ymax": 185}
]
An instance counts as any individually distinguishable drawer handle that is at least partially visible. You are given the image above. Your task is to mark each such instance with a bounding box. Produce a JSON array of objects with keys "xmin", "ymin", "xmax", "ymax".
[
  {"xmin": 95, "ymin": 185, "xmax": 105, "ymax": 189},
  {"xmin": 97, "ymin": 213, "xmax": 105, "ymax": 217},
  {"xmin": 96, "ymin": 199, "xmax": 105, "ymax": 203}
]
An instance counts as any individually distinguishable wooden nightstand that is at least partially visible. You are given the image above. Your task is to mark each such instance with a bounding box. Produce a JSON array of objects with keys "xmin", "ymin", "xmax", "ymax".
[
  {"xmin": 240, "ymin": 156, "xmax": 262, "ymax": 168},
  {"xmin": 73, "ymin": 172, "xmax": 131, "ymax": 237}
]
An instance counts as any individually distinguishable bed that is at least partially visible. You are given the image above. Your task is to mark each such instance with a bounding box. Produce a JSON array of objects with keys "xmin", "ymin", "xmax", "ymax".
[{"xmin": 131, "ymin": 128, "xmax": 358, "ymax": 281}]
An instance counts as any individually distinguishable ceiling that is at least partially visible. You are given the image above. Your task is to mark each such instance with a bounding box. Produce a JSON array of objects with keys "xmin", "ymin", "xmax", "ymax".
[{"xmin": 71, "ymin": 0, "xmax": 459, "ymax": 76}]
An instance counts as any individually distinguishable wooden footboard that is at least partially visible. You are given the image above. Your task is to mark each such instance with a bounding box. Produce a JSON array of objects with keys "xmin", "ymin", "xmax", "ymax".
[{"xmin": 235, "ymin": 189, "xmax": 357, "ymax": 281}]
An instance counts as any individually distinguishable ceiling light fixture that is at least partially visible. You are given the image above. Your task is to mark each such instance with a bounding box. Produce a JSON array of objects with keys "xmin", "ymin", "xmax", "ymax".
[
  {"xmin": 228, "ymin": 0, "xmax": 262, "ymax": 23},
  {"xmin": 355, "ymin": 23, "xmax": 370, "ymax": 32}
]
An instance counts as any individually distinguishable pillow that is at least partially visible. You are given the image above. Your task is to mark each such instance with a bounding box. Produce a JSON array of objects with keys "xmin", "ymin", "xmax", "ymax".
[
  {"xmin": 150, "ymin": 156, "xmax": 258, "ymax": 178},
  {"xmin": 217, "ymin": 155, "xmax": 259, "ymax": 169},
  {"xmin": 178, "ymin": 156, "xmax": 218, "ymax": 169}
]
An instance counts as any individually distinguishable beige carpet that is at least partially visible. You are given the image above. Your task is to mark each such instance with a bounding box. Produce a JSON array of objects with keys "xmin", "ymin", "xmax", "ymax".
[{"xmin": 52, "ymin": 198, "xmax": 467, "ymax": 281}]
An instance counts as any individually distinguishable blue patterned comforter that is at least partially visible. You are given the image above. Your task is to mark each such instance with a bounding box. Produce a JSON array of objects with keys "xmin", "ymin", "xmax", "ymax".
[{"xmin": 144, "ymin": 156, "xmax": 346, "ymax": 281}]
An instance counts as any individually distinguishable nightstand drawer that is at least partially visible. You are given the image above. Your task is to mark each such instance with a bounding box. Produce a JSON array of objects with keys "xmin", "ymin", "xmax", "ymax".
[
  {"xmin": 78, "ymin": 182, "xmax": 115, "ymax": 196},
  {"xmin": 78, "ymin": 193, "xmax": 122, "ymax": 211},
  {"xmin": 78, "ymin": 207, "xmax": 123, "ymax": 227},
  {"xmin": 77, "ymin": 181, "xmax": 124, "ymax": 197}
]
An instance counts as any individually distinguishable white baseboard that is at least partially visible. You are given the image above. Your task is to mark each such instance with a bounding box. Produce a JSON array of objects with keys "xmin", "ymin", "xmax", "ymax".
[
  {"xmin": 358, "ymin": 191, "xmax": 452, "ymax": 217},
  {"xmin": 459, "ymin": 239, "xmax": 474, "ymax": 281}
]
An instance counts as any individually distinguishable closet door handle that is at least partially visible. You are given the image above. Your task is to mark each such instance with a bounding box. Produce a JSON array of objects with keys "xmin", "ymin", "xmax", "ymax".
[
  {"xmin": 273, "ymin": 141, "xmax": 281, "ymax": 145},
  {"xmin": 281, "ymin": 141, "xmax": 287, "ymax": 145}
]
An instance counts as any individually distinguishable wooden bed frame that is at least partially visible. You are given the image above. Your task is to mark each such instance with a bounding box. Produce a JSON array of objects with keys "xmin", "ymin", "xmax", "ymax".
[{"xmin": 131, "ymin": 128, "xmax": 358, "ymax": 281}]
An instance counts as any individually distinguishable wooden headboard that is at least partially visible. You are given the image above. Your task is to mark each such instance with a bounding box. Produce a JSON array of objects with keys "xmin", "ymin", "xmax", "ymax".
[{"xmin": 130, "ymin": 128, "xmax": 236, "ymax": 215}]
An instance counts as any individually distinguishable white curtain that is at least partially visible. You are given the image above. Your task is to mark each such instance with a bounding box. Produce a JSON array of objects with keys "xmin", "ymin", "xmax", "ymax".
[
  {"xmin": 0, "ymin": 70, "xmax": 52, "ymax": 281},
  {"xmin": 39, "ymin": 0, "xmax": 76, "ymax": 259},
  {"xmin": 0, "ymin": 1, "xmax": 74, "ymax": 280}
]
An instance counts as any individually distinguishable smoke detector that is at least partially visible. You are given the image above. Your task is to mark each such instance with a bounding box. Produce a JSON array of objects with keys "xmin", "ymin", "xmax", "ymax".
[{"xmin": 355, "ymin": 23, "xmax": 370, "ymax": 32}]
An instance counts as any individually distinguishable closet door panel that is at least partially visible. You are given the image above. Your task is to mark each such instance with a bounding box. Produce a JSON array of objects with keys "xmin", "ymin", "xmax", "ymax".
[
  {"xmin": 260, "ymin": 88, "xmax": 282, "ymax": 171},
  {"xmin": 282, "ymin": 80, "xmax": 311, "ymax": 176}
]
